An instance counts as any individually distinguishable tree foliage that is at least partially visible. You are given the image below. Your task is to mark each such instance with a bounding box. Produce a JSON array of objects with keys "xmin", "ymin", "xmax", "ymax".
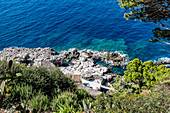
[
  {"xmin": 117, "ymin": 0, "xmax": 170, "ymax": 44},
  {"xmin": 150, "ymin": 28, "xmax": 170, "ymax": 44},
  {"xmin": 124, "ymin": 59, "xmax": 170, "ymax": 92}
]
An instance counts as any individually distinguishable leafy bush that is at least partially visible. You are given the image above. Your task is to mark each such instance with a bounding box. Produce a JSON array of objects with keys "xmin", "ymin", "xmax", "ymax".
[
  {"xmin": 9, "ymin": 84, "xmax": 34, "ymax": 112},
  {"xmin": 0, "ymin": 60, "xmax": 77, "ymax": 111},
  {"xmin": 92, "ymin": 93, "xmax": 113, "ymax": 112},
  {"xmin": 16, "ymin": 65, "xmax": 75, "ymax": 96},
  {"xmin": 5, "ymin": 84, "xmax": 33, "ymax": 105},
  {"xmin": 50, "ymin": 92, "xmax": 78, "ymax": 111},
  {"xmin": 92, "ymin": 91, "xmax": 170, "ymax": 113},
  {"xmin": 111, "ymin": 75, "xmax": 133, "ymax": 95},
  {"xmin": 28, "ymin": 90, "xmax": 49, "ymax": 112},
  {"xmin": 75, "ymin": 88, "xmax": 90, "ymax": 101},
  {"xmin": 0, "ymin": 60, "xmax": 75, "ymax": 97},
  {"xmin": 50, "ymin": 89, "xmax": 93, "ymax": 112}
]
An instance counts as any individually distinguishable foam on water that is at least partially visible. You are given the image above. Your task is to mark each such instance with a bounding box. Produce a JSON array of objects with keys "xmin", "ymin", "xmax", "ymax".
[{"xmin": 158, "ymin": 57, "xmax": 170, "ymax": 62}]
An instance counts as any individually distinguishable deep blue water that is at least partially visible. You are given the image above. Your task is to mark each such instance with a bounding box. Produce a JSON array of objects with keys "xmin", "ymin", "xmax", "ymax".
[{"xmin": 0, "ymin": 0, "xmax": 169, "ymax": 61}]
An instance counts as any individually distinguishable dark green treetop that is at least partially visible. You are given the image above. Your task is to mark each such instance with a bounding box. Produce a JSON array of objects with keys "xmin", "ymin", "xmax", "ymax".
[{"xmin": 117, "ymin": 0, "xmax": 170, "ymax": 44}]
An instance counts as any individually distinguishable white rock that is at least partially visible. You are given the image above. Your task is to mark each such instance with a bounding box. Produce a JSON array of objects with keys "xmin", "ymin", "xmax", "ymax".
[
  {"xmin": 80, "ymin": 52, "xmax": 89, "ymax": 58},
  {"xmin": 79, "ymin": 57, "xmax": 87, "ymax": 62}
]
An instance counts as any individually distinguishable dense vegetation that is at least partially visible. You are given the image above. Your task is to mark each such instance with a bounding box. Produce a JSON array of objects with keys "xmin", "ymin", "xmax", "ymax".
[{"xmin": 0, "ymin": 59, "xmax": 169, "ymax": 112}]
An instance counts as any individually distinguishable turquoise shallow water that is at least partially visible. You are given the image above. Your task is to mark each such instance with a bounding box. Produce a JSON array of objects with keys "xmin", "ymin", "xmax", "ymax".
[{"xmin": 0, "ymin": 0, "xmax": 169, "ymax": 61}]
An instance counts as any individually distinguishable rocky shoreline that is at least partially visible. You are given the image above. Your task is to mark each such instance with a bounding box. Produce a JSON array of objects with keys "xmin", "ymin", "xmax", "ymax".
[
  {"xmin": 0, "ymin": 47, "xmax": 128, "ymax": 92},
  {"xmin": 0, "ymin": 47, "xmax": 169, "ymax": 92},
  {"xmin": 0, "ymin": 47, "xmax": 127, "ymax": 76}
]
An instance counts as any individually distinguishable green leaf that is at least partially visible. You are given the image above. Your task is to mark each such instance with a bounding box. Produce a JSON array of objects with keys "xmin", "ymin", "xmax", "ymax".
[
  {"xmin": 89, "ymin": 103, "xmax": 92, "ymax": 109},
  {"xmin": 82, "ymin": 100, "xmax": 87, "ymax": 111},
  {"xmin": 21, "ymin": 103, "xmax": 25, "ymax": 108},
  {"xmin": 16, "ymin": 73, "xmax": 22, "ymax": 77}
]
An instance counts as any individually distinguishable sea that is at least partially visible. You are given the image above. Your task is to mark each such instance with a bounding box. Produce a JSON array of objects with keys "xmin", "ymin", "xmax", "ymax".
[{"xmin": 0, "ymin": 0, "xmax": 170, "ymax": 62}]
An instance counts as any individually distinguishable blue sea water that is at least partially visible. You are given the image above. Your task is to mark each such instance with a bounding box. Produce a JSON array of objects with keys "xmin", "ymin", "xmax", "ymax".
[{"xmin": 0, "ymin": 0, "xmax": 169, "ymax": 61}]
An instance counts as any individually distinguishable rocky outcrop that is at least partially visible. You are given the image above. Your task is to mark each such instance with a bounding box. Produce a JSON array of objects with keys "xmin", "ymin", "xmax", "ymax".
[
  {"xmin": 154, "ymin": 57, "xmax": 170, "ymax": 68},
  {"xmin": 0, "ymin": 47, "xmax": 64, "ymax": 67},
  {"xmin": 60, "ymin": 48, "xmax": 129, "ymax": 67},
  {"xmin": 59, "ymin": 48, "xmax": 110, "ymax": 80},
  {"xmin": 0, "ymin": 47, "xmax": 129, "ymax": 91},
  {"xmin": 155, "ymin": 60, "xmax": 170, "ymax": 66}
]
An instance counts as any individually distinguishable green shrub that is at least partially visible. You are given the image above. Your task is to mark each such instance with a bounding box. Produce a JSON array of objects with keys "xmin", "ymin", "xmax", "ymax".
[
  {"xmin": 17, "ymin": 66, "xmax": 75, "ymax": 96},
  {"xmin": 8, "ymin": 84, "xmax": 33, "ymax": 102},
  {"xmin": 92, "ymin": 91, "xmax": 170, "ymax": 113},
  {"xmin": 124, "ymin": 59, "xmax": 170, "ymax": 92},
  {"xmin": 111, "ymin": 75, "xmax": 133, "ymax": 95},
  {"xmin": 0, "ymin": 60, "xmax": 75, "ymax": 97},
  {"xmin": 92, "ymin": 93, "xmax": 113, "ymax": 113},
  {"xmin": 0, "ymin": 60, "xmax": 77, "ymax": 111},
  {"xmin": 50, "ymin": 92, "xmax": 78, "ymax": 111},
  {"xmin": 75, "ymin": 88, "xmax": 89, "ymax": 100},
  {"xmin": 28, "ymin": 90, "xmax": 49, "ymax": 112}
]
